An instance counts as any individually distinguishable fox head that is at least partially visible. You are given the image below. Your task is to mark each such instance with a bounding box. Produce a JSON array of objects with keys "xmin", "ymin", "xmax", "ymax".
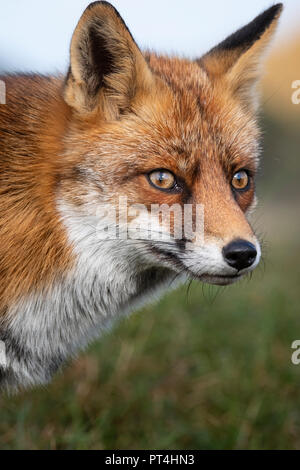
[{"xmin": 59, "ymin": 1, "xmax": 283, "ymax": 286}]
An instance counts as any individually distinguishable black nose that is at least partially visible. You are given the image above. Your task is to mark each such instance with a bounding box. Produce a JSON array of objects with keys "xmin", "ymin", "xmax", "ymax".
[{"xmin": 222, "ymin": 239, "xmax": 257, "ymax": 271}]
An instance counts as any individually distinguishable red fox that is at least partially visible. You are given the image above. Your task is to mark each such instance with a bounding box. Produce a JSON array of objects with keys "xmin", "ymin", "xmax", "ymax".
[{"xmin": 0, "ymin": 2, "xmax": 282, "ymax": 392}]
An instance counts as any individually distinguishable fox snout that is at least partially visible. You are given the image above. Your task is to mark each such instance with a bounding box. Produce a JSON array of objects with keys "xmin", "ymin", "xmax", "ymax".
[
  {"xmin": 181, "ymin": 235, "xmax": 261, "ymax": 286},
  {"xmin": 222, "ymin": 239, "xmax": 258, "ymax": 272}
]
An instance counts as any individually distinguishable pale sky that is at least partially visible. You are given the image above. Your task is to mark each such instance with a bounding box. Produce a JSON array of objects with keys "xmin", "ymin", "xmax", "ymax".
[{"xmin": 0, "ymin": 0, "xmax": 299, "ymax": 74}]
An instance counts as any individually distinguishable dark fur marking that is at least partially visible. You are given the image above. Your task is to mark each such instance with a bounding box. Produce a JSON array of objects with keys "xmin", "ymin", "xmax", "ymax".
[
  {"xmin": 88, "ymin": 20, "xmax": 115, "ymax": 95},
  {"xmin": 208, "ymin": 4, "xmax": 282, "ymax": 54}
]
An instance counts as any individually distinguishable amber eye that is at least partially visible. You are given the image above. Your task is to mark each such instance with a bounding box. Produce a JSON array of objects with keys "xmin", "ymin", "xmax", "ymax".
[
  {"xmin": 231, "ymin": 170, "xmax": 249, "ymax": 191},
  {"xmin": 148, "ymin": 170, "xmax": 176, "ymax": 191}
]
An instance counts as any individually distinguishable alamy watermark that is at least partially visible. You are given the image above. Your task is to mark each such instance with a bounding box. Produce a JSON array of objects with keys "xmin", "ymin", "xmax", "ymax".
[
  {"xmin": 291, "ymin": 80, "xmax": 300, "ymax": 105},
  {"xmin": 0, "ymin": 79, "xmax": 6, "ymax": 105},
  {"xmin": 94, "ymin": 197, "xmax": 205, "ymax": 246},
  {"xmin": 291, "ymin": 340, "xmax": 300, "ymax": 365},
  {"xmin": 0, "ymin": 340, "xmax": 6, "ymax": 368}
]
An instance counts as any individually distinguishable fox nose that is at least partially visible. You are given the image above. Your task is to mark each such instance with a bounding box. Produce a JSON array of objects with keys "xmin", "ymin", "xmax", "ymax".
[{"xmin": 222, "ymin": 239, "xmax": 257, "ymax": 271}]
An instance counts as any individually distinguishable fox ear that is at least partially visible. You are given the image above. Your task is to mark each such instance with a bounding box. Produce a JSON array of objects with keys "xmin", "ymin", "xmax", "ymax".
[
  {"xmin": 64, "ymin": 1, "xmax": 153, "ymax": 116},
  {"xmin": 198, "ymin": 4, "xmax": 283, "ymax": 112}
]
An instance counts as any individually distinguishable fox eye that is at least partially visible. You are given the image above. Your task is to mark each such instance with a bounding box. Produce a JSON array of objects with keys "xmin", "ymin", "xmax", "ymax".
[
  {"xmin": 148, "ymin": 170, "xmax": 176, "ymax": 191},
  {"xmin": 231, "ymin": 170, "xmax": 249, "ymax": 191}
]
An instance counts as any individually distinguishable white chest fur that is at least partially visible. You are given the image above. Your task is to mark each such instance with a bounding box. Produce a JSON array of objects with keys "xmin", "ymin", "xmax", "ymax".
[{"xmin": 0, "ymin": 209, "xmax": 176, "ymax": 391}]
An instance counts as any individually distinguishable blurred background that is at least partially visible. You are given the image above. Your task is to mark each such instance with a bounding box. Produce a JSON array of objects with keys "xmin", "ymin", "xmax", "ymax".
[{"xmin": 0, "ymin": 0, "xmax": 299, "ymax": 450}]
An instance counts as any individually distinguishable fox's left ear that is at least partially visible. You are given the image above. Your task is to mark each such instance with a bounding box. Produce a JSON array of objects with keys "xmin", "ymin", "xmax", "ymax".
[{"xmin": 198, "ymin": 4, "xmax": 283, "ymax": 112}]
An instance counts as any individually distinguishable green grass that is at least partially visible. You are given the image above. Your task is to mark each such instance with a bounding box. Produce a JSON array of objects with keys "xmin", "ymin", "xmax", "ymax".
[{"xmin": 0, "ymin": 236, "xmax": 299, "ymax": 450}]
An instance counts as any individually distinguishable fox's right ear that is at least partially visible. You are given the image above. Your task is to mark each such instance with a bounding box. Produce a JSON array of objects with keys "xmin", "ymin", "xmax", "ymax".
[{"xmin": 63, "ymin": 1, "xmax": 153, "ymax": 117}]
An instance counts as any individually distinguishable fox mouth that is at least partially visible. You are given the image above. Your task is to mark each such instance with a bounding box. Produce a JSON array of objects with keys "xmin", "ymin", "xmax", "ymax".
[
  {"xmin": 149, "ymin": 244, "xmax": 243, "ymax": 286},
  {"xmin": 195, "ymin": 273, "xmax": 243, "ymax": 286}
]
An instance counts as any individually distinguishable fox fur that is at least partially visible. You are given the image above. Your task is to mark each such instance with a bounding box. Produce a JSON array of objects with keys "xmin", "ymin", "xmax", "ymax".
[{"xmin": 0, "ymin": 2, "xmax": 282, "ymax": 392}]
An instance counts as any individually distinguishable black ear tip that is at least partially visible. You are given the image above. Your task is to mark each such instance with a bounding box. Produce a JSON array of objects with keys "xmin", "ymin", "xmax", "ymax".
[
  {"xmin": 272, "ymin": 3, "xmax": 284, "ymax": 13},
  {"xmin": 264, "ymin": 3, "xmax": 284, "ymax": 19},
  {"xmin": 255, "ymin": 3, "xmax": 283, "ymax": 33},
  {"xmin": 206, "ymin": 3, "xmax": 283, "ymax": 55},
  {"xmin": 260, "ymin": 3, "xmax": 284, "ymax": 27},
  {"xmin": 253, "ymin": 3, "xmax": 283, "ymax": 31}
]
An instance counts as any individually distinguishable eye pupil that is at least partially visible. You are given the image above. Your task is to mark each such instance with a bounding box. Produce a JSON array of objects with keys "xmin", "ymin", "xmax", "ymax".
[
  {"xmin": 148, "ymin": 170, "xmax": 176, "ymax": 191},
  {"xmin": 232, "ymin": 170, "xmax": 249, "ymax": 190},
  {"xmin": 158, "ymin": 172, "xmax": 165, "ymax": 183}
]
